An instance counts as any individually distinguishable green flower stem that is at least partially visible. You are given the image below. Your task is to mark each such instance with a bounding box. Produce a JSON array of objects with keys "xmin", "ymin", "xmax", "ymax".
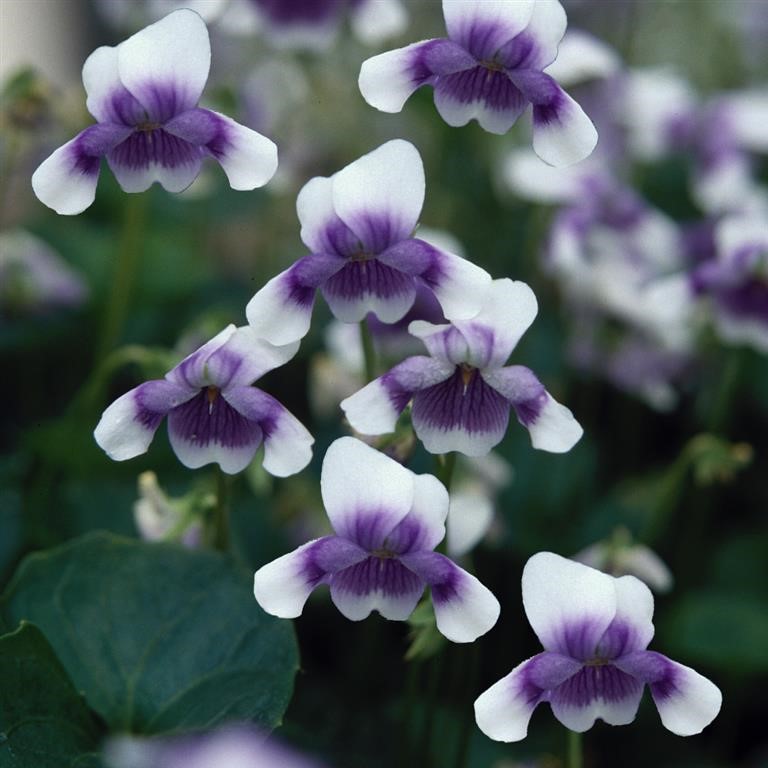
[
  {"xmin": 97, "ymin": 192, "xmax": 149, "ymax": 362},
  {"xmin": 438, "ymin": 451, "xmax": 457, "ymax": 492},
  {"xmin": 212, "ymin": 467, "xmax": 230, "ymax": 552},
  {"xmin": 359, "ymin": 319, "xmax": 377, "ymax": 382},
  {"xmin": 567, "ymin": 729, "xmax": 583, "ymax": 768},
  {"xmin": 453, "ymin": 643, "xmax": 480, "ymax": 768}
]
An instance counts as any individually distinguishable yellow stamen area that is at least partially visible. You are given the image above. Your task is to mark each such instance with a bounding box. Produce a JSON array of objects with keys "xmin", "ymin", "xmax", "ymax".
[{"xmin": 460, "ymin": 363, "xmax": 475, "ymax": 388}]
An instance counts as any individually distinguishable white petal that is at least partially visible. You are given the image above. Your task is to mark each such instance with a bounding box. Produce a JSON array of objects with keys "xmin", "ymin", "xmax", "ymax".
[
  {"xmin": 331, "ymin": 139, "xmax": 425, "ymax": 249},
  {"xmin": 205, "ymin": 110, "xmax": 277, "ymax": 190},
  {"xmin": 652, "ymin": 659, "xmax": 722, "ymax": 736},
  {"xmin": 341, "ymin": 378, "xmax": 400, "ymax": 435},
  {"xmin": 526, "ymin": 392, "xmax": 583, "ymax": 453},
  {"xmin": 532, "ymin": 89, "xmax": 598, "ymax": 167},
  {"xmin": 351, "ymin": 0, "xmax": 408, "ymax": 45},
  {"xmin": 297, "ymin": 175, "xmax": 343, "ymax": 253},
  {"xmin": 517, "ymin": 0, "xmax": 567, "ymax": 69},
  {"xmin": 611, "ymin": 575, "xmax": 655, "ymax": 651},
  {"xmin": 320, "ymin": 437, "xmax": 415, "ymax": 539},
  {"xmin": 261, "ymin": 406, "xmax": 314, "ymax": 478},
  {"xmin": 32, "ymin": 139, "xmax": 100, "ymax": 216},
  {"xmin": 427, "ymin": 248, "xmax": 492, "ymax": 322},
  {"xmin": 522, "ymin": 551, "xmax": 617, "ymax": 654},
  {"xmin": 442, "ymin": 0, "xmax": 535, "ymax": 56},
  {"xmin": 82, "ymin": 45, "xmax": 135, "ymax": 124},
  {"xmin": 502, "ymin": 148, "xmax": 590, "ymax": 203},
  {"xmin": 544, "ymin": 29, "xmax": 621, "ymax": 86},
  {"xmin": 446, "ymin": 486, "xmax": 493, "ymax": 557},
  {"xmin": 722, "ymin": 89, "xmax": 768, "ymax": 152},
  {"xmin": 405, "ymin": 473, "xmax": 450, "ymax": 552},
  {"xmin": 117, "ymin": 9, "xmax": 211, "ymax": 117}
]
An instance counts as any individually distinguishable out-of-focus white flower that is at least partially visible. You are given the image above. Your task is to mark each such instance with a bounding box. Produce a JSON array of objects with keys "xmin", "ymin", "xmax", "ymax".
[{"xmin": 544, "ymin": 29, "xmax": 620, "ymax": 87}]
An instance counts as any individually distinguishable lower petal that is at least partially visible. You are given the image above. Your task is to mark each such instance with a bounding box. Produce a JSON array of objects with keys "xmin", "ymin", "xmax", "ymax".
[
  {"xmin": 321, "ymin": 259, "xmax": 416, "ymax": 323},
  {"xmin": 412, "ymin": 368, "xmax": 511, "ymax": 456},
  {"xmin": 615, "ymin": 651, "xmax": 722, "ymax": 736},
  {"xmin": 549, "ymin": 664, "xmax": 645, "ymax": 732},
  {"xmin": 107, "ymin": 129, "xmax": 203, "ymax": 193},
  {"xmin": 254, "ymin": 536, "xmax": 369, "ymax": 619},
  {"xmin": 434, "ymin": 66, "xmax": 528, "ymax": 135},
  {"xmin": 94, "ymin": 379, "xmax": 194, "ymax": 461},
  {"xmin": 224, "ymin": 386, "xmax": 314, "ymax": 478},
  {"xmin": 31, "ymin": 124, "xmax": 132, "ymax": 215},
  {"xmin": 474, "ymin": 652, "xmax": 581, "ymax": 742},
  {"xmin": 401, "ymin": 551, "xmax": 500, "ymax": 642},
  {"xmin": 167, "ymin": 388, "xmax": 263, "ymax": 474},
  {"xmin": 329, "ymin": 557, "xmax": 425, "ymax": 621}
]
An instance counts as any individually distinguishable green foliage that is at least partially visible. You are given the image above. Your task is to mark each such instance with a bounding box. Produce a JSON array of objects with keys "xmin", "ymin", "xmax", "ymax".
[
  {"xmin": 0, "ymin": 622, "xmax": 101, "ymax": 768},
  {"xmin": 0, "ymin": 532, "xmax": 299, "ymax": 735}
]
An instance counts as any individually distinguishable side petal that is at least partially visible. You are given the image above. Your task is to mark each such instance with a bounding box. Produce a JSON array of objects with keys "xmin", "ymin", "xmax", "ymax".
[
  {"xmin": 320, "ymin": 437, "xmax": 415, "ymax": 546},
  {"xmin": 165, "ymin": 108, "xmax": 278, "ymax": 190},
  {"xmin": 331, "ymin": 139, "xmax": 425, "ymax": 252},
  {"xmin": 31, "ymin": 124, "xmax": 132, "ymax": 215},
  {"xmin": 117, "ymin": 8, "xmax": 211, "ymax": 120},
  {"xmin": 254, "ymin": 536, "xmax": 369, "ymax": 619},
  {"xmin": 341, "ymin": 356, "xmax": 454, "ymax": 435},
  {"xmin": 512, "ymin": 70, "xmax": 597, "ymax": 167},
  {"xmin": 94, "ymin": 379, "xmax": 194, "ymax": 461},
  {"xmin": 442, "ymin": 0, "xmax": 535, "ymax": 60},
  {"xmin": 378, "ymin": 238, "xmax": 491, "ymax": 321},
  {"xmin": 400, "ymin": 551, "xmax": 500, "ymax": 642},
  {"xmin": 359, "ymin": 38, "xmax": 475, "ymax": 113},
  {"xmin": 474, "ymin": 652, "xmax": 582, "ymax": 742},
  {"xmin": 223, "ymin": 386, "xmax": 314, "ymax": 478},
  {"xmin": 522, "ymin": 551, "xmax": 617, "ymax": 657},
  {"xmin": 615, "ymin": 651, "xmax": 722, "ymax": 736},
  {"xmin": 246, "ymin": 254, "xmax": 345, "ymax": 346}
]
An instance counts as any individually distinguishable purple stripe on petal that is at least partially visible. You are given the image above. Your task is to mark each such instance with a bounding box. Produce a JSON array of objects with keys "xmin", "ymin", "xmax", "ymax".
[
  {"xmin": 497, "ymin": 33, "xmax": 538, "ymax": 70},
  {"xmin": 550, "ymin": 664, "xmax": 643, "ymax": 708},
  {"xmin": 299, "ymin": 535, "xmax": 370, "ymax": 586},
  {"xmin": 103, "ymin": 88, "xmax": 148, "ymax": 127},
  {"xmin": 382, "ymin": 514, "xmax": 433, "ymax": 555},
  {"xmin": 510, "ymin": 69, "xmax": 563, "ymax": 118},
  {"xmin": 344, "ymin": 508, "xmax": 406, "ymax": 551},
  {"xmin": 552, "ymin": 616, "xmax": 612, "ymax": 661},
  {"xmin": 436, "ymin": 65, "xmax": 526, "ymax": 116},
  {"xmin": 108, "ymin": 129, "xmax": 202, "ymax": 174},
  {"xmin": 596, "ymin": 619, "xmax": 648, "ymax": 660},
  {"xmin": 131, "ymin": 81, "xmax": 195, "ymax": 123}
]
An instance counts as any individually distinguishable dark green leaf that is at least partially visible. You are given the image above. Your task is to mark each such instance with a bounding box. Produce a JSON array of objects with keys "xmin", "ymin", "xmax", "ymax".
[
  {"xmin": 0, "ymin": 532, "xmax": 298, "ymax": 735},
  {"xmin": 0, "ymin": 622, "xmax": 101, "ymax": 768}
]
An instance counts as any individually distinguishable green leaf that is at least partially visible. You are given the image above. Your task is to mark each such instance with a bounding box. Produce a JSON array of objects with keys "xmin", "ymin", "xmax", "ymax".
[
  {"xmin": 0, "ymin": 622, "xmax": 101, "ymax": 768},
  {"xmin": 0, "ymin": 532, "xmax": 298, "ymax": 735}
]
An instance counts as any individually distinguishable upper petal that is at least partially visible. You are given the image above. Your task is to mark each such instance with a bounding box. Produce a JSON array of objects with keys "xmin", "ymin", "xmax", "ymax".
[
  {"xmin": 117, "ymin": 9, "xmax": 211, "ymax": 120},
  {"xmin": 522, "ymin": 551, "xmax": 617, "ymax": 657},
  {"xmin": 331, "ymin": 139, "xmax": 425, "ymax": 252},
  {"xmin": 442, "ymin": 0, "xmax": 535, "ymax": 59},
  {"xmin": 297, "ymin": 175, "xmax": 363, "ymax": 256},
  {"xmin": 498, "ymin": 0, "xmax": 567, "ymax": 70},
  {"xmin": 382, "ymin": 473, "xmax": 449, "ymax": 554},
  {"xmin": 82, "ymin": 45, "xmax": 146, "ymax": 125},
  {"xmin": 596, "ymin": 575, "xmax": 655, "ymax": 658},
  {"xmin": 166, "ymin": 325, "xmax": 237, "ymax": 389},
  {"xmin": 320, "ymin": 437, "xmax": 415, "ymax": 546}
]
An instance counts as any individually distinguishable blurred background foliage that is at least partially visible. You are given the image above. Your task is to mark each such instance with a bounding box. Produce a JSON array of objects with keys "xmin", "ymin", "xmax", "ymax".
[{"xmin": 1, "ymin": 1, "xmax": 767, "ymax": 767}]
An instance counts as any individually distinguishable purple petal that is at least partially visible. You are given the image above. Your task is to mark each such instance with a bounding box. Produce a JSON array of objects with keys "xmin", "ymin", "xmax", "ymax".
[
  {"xmin": 31, "ymin": 124, "xmax": 133, "ymax": 215},
  {"xmin": 166, "ymin": 325, "xmax": 238, "ymax": 390},
  {"xmin": 475, "ymin": 651, "xmax": 582, "ymax": 742},
  {"xmin": 497, "ymin": 0, "xmax": 567, "ymax": 70},
  {"xmin": 94, "ymin": 379, "xmax": 194, "ymax": 462},
  {"xmin": 411, "ymin": 367, "xmax": 511, "ymax": 456},
  {"xmin": 297, "ymin": 176, "xmax": 364, "ymax": 257},
  {"xmin": 329, "ymin": 556, "xmax": 424, "ymax": 621},
  {"xmin": 254, "ymin": 535, "xmax": 369, "ymax": 619},
  {"xmin": 82, "ymin": 45, "xmax": 146, "ymax": 125}
]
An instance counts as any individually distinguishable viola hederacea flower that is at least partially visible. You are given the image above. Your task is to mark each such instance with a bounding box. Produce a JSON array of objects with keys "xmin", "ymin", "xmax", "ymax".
[
  {"xmin": 94, "ymin": 324, "xmax": 313, "ymax": 476},
  {"xmin": 692, "ymin": 213, "xmax": 768, "ymax": 353},
  {"xmin": 253, "ymin": 437, "xmax": 500, "ymax": 642},
  {"xmin": 246, "ymin": 139, "xmax": 491, "ymax": 345},
  {"xmin": 341, "ymin": 278, "xmax": 583, "ymax": 456},
  {"xmin": 31, "ymin": 9, "xmax": 278, "ymax": 215},
  {"xmin": 474, "ymin": 552, "xmax": 722, "ymax": 741},
  {"xmin": 358, "ymin": 0, "xmax": 598, "ymax": 167}
]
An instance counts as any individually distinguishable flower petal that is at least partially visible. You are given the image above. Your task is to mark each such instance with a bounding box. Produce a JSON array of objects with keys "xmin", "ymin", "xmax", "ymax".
[
  {"xmin": 31, "ymin": 125, "xmax": 132, "ymax": 215},
  {"xmin": 166, "ymin": 325, "xmax": 237, "ymax": 389},
  {"xmin": 165, "ymin": 108, "xmax": 278, "ymax": 190},
  {"xmin": 378, "ymin": 238, "xmax": 491, "ymax": 321},
  {"xmin": 549, "ymin": 664, "xmax": 645, "ymax": 732},
  {"xmin": 411, "ymin": 368, "xmax": 511, "ymax": 457},
  {"xmin": 433, "ymin": 67, "xmax": 528, "ymax": 135},
  {"xmin": 94, "ymin": 379, "xmax": 194, "ymax": 461},
  {"xmin": 117, "ymin": 8, "xmax": 211, "ymax": 120},
  {"xmin": 82, "ymin": 45, "xmax": 145, "ymax": 125},
  {"xmin": 331, "ymin": 139, "xmax": 425, "ymax": 252},
  {"xmin": 474, "ymin": 652, "xmax": 582, "ymax": 742},
  {"xmin": 522, "ymin": 552, "xmax": 617, "ymax": 657},
  {"xmin": 382, "ymin": 473, "xmax": 449, "ymax": 554},
  {"xmin": 320, "ymin": 437, "xmax": 415, "ymax": 545},
  {"xmin": 400, "ymin": 551, "xmax": 500, "ymax": 642},
  {"xmin": 350, "ymin": 0, "xmax": 408, "ymax": 45},
  {"xmin": 254, "ymin": 536, "xmax": 368, "ymax": 619},
  {"xmin": 358, "ymin": 38, "xmax": 475, "ymax": 113},
  {"xmin": 330, "ymin": 557, "xmax": 425, "ymax": 621},
  {"xmin": 544, "ymin": 29, "xmax": 621, "ymax": 86},
  {"xmin": 615, "ymin": 651, "xmax": 722, "ymax": 736},
  {"xmin": 498, "ymin": 0, "xmax": 567, "ymax": 70},
  {"xmin": 597, "ymin": 575, "xmax": 655, "ymax": 658},
  {"xmin": 297, "ymin": 175, "xmax": 363, "ymax": 256},
  {"xmin": 246, "ymin": 254, "xmax": 345, "ymax": 345},
  {"xmin": 442, "ymin": 0, "xmax": 535, "ymax": 60},
  {"xmin": 446, "ymin": 486, "xmax": 494, "ymax": 557},
  {"xmin": 223, "ymin": 386, "xmax": 314, "ymax": 477},
  {"xmin": 341, "ymin": 356, "xmax": 455, "ymax": 436}
]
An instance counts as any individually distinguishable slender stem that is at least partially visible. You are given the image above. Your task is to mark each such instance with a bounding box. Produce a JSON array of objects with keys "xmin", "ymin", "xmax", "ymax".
[
  {"xmin": 453, "ymin": 643, "xmax": 479, "ymax": 768},
  {"xmin": 707, "ymin": 348, "xmax": 744, "ymax": 435},
  {"xmin": 212, "ymin": 467, "xmax": 230, "ymax": 552},
  {"xmin": 438, "ymin": 452, "xmax": 457, "ymax": 492},
  {"xmin": 359, "ymin": 319, "xmax": 377, "ymax": 382},
  {"xmin": 97, "ymin": 192, "xmax": 148, "ymax": 362},
  {"xmin": 567, "ymin": 729, "xmax": 583, "ymax": 768}
]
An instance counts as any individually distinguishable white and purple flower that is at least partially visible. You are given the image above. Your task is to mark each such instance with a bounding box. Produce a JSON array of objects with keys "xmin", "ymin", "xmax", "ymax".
[
  {"xmin": 246, "ymin": 140, "xmax": 491, "ymax": 345},
  {"xmin": 358, "ymin": 0, "xmax": 598, "ymax": 166},
  {"xmin": 253, "ymin": 437, "xmax": 500, "ymax": 642},
  {"xmin": 474, "ymin": 552, "xmax": 722, "ymax": 741},
  {"xmin": 94, "ymin": 324, "xmax": 313, "ymax": 476},
  {"xmin": 31, "ymin": 9, "xmax": 278, "ymax": 215},
  {"xmin": 341, "ymin": 278, "xmax": 583, "ymax": 456}
]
